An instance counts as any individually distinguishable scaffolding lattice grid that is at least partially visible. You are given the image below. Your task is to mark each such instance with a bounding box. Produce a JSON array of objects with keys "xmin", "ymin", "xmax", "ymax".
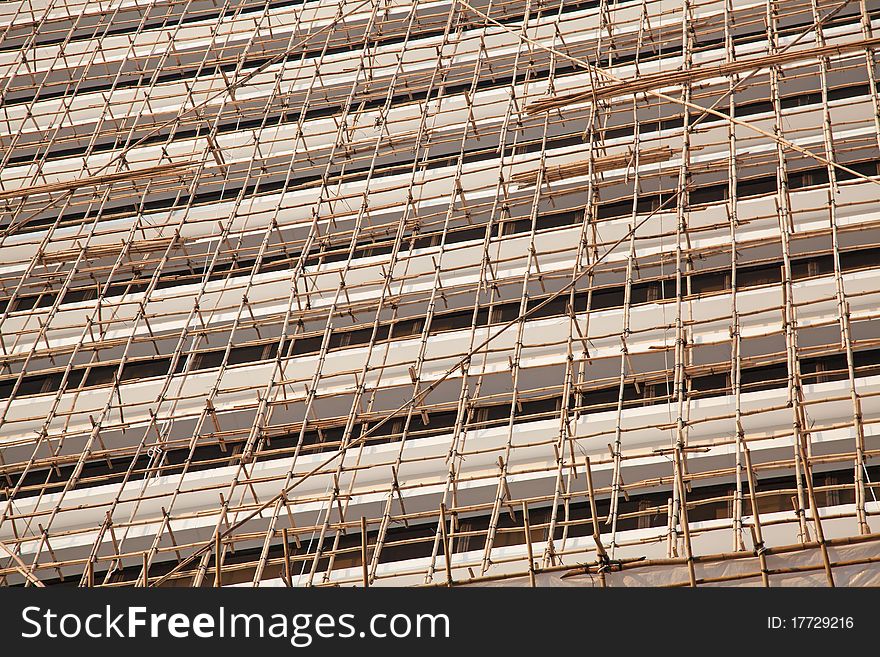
[{"xmin": 1, "ymin": 0, "xmax": 880, "ymax": 587}]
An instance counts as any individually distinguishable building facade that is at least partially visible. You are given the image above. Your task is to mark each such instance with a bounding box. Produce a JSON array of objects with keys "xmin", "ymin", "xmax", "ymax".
[{"xmin": 1, "ymin": 0, "xmax": 880, "ymax": 586}]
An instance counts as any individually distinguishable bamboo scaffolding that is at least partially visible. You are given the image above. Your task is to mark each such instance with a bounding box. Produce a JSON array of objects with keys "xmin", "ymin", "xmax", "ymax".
[{"xmin": 2, "ymin": 0, "xmax": 880, "ymax": 588}]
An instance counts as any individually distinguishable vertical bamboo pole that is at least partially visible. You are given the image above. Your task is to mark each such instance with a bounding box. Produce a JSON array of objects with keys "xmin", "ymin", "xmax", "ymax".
[
  {"xmin": 522, "ymin": 501, "xmax": 536, "ymax": 587},
  {"xmin": 361, "ymin": 517, "xmax": 369, "ymax": 588},
  {"xmin": 810, "ymin": 0, "xmax": 871, "ymax": 537},
  {"xmin": 743, "ymin": 445, "xmax": 770, "ymax": 588},
  {"xmin": 282, "ymin": 527, "xmax": 293, "ymax": 588},
  {"xmin": 674, "ymin": 448, "xmax": 697, "ymax": 587},
  {"xmin": 585, "ymin": 457, "xmax": 608, "ymax": 587},
  {"xmin": 799, "ymin": 445, "xmax": 836, "ymax": 587},
  {"xmin": 214, "ymin": 532, "xmax": 222, "ymax": 588},
  {"xmin": 440, "ymin": 503, "xmax": 453, "ymax": 587},
  {"xmin": 725, "ymin": 0, "xmax": 745, "ymax": 554}
]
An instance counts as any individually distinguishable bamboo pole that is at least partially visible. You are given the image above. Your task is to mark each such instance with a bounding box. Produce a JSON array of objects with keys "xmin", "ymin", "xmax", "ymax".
[
  {"xmin": 361, "ymin": 517, "xmax": 369, "ymax": 589},
  {"xmin": 4, "ymin": 0, "xmax": 880, "ymax": 590},
  {"xmin": 282, "ymin": 527, "xmax": 293, "ymax": 588},
  {"xmin": 214, "ymin": 532, "xmax": 222, "ymax": 589},
  {"xmin": 522, "ymin": 501, "xmax": 536, "ymax": 588},
  {"xmin": 440, "ymin": 504, "xmax": 453, "ymax": 587}
]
